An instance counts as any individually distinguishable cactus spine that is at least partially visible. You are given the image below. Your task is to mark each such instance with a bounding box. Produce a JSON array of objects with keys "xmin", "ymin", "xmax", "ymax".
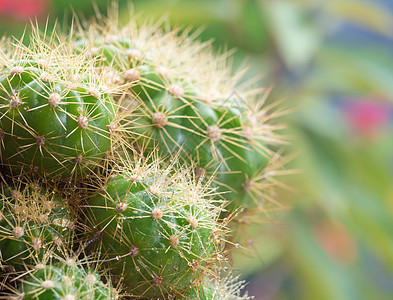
[
  {"xmin": 0, "ymin": 179, "xmax": 75, "ymax": 271},
  {"xmin": 0, "ymin": 30, "xmax": 122, "ymax": 179},
  {"xmin": 81, "ymin": 155, "xmax": 226, "ymax": 298},
  {"xmin": 0, "ymin": 3, "xmax": 289, "ymax": 299},
  {"xmin": 189, "ymin": 273, "xmax": 254, "ymax": 300},
  {"xmin": 73, "ymin": 10, "xmax": 286, "ymax": 217},
  {"xmin": 15, "ymin": 254, "xmax": 118, "ymax": 300}
]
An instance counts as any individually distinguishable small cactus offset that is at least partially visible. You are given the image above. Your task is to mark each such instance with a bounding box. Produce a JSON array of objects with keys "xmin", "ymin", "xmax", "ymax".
[
  {"xmin": 13, "ymin": 252, "xmax": 119, "ymax": 300},
  {"xmin": 0, "ymin": 2, "xmax": 289, "ymax": 299},
  {"xmin": 0, "ymin": 178, "xmax": 75, "ymax": 272}
]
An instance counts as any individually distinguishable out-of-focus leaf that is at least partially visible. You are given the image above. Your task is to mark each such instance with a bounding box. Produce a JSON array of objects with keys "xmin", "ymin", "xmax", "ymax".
[
  {"xmin": 294, "ymin": 120, "xmax": 393, "ymax": 270},
  {"xmin": 232, "ymin": 224, "xmax": 286, "ymax": 276},
  {"xmin": 358, "ymin": 244, "xmax": 393, "ymax": 297},
  {"xmin": 346, "ymin": 137, "xmax": 393, "ymax": 200},
  {"xmin": 129, "ymin": 0, "xmax": 270, "ymax": 53},
  {"xmin": 345, "ymin": 188, "xmax": 393, "ymax": 270},
  {"xmin": 299, "ymin": 46, "xmax": 393, "ymax": 97},
  {"xmin": 262, "ymin": 0, "xmax": 320, "ymax": 71},
  {"xmin": 325, "ymin": 0, "xmax": 393, "ymax": 38},
  {"xmin": 239, "ymin": 0, "xmax": 269, "ymax": 52},
  {"xmin": 131, "ymin": 0, "xmax": 235, "ymax": 24},
  {"xmin": 287, "ymin": 211, "xmax": 362, "ymax": 300},
  {"xmin": 50, "ymin": 0, "xmax": 109, "ymax": 14}
]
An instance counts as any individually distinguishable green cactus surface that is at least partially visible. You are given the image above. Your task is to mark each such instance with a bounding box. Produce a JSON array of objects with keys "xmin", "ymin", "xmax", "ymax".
[
  {"xmin": 74, "ymin": 14, "xmax": 284, "ymax": 214},
  {"xmin": 17, "ymin": 260, "xmax": 116, "ymax": 300},
  {"xmin": 82, "ymin": 157, "xmax": 225, "ymax": 298},
  {"xmin": 0, "ymin": 181, "xmax": 75, "ymax": 270},
  {"xmin": 0, "ymin": 35, "xmax": 118, "ymax": 178}
]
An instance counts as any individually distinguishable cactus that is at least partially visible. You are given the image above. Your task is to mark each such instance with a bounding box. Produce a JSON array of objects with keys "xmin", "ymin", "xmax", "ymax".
[
  {"xmin": 81, "ymin": 154, "xmax": 226, "ymax": 298},
  {"xmin": 0, "ymin": 29, "xmax": 121, "ymax": 179},
  {"xmin": 189, "ymin": 273, "xmax": 253, "ymax": 300},
  {"xmin": 0, "ymin": 178, "xmax": 76, "ymax": 273},
  {"xmin": 14, "ymin": 254, "xmax": 118, "ymax": 300},
  {"xmin": 0, "ymin": 3, "xmax": 290, "ymax": 299},
  {"xmin": 73, "ymin": 9, "xmax": 286, "ymax": 215}
]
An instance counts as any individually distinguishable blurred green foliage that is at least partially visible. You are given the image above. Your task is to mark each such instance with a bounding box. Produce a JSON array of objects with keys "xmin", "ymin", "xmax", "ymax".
[{"xmin": 2, "ymin": 0, "xmax": 393, "ymax": 299}]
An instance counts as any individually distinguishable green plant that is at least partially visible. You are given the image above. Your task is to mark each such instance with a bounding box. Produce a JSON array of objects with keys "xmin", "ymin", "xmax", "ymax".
[
  {"xmin": 73, "ymin": 8, "xmax": 286, "ymax": 216},
  {"xmin": 15, "ymin": 254, "xmax": 118, "ymax": 300},
  {"xmin": 189, "ymin": 273, "xmax": 252, "ymax": 299},
  {"xmin": 0, "ymin": 30, "xmax": 121, "ymax": 179},
  {"xmin": 81, "ymin": 155, "xmax": 226, "ymax": 298},
  {"xmin": 0, "ymin": 3, "xmax": 286, "ymax": 299},
  {"xmin": 0, "ymin": 178, "xmax": 75, "ymax": 272}
]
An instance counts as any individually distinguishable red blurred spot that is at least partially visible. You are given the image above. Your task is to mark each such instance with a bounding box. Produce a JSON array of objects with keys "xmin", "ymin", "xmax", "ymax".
[
  {"xmin": 0, "ymin": 0, "xmax": 11, "ymax": 13},
  {"xmin": 0, "ymin": 0, "xmax": 8, "ymax": 11},
  {"xmin": 343, "ymin": 99, "xmax": 391, "ymax": 137},
  {"xmin": 313, "ymin": 219, "xmax": 357, "ymax": 266},
  {"xmin": 0, "ymin": 0, "xmax": 48, "ymax": 20}
]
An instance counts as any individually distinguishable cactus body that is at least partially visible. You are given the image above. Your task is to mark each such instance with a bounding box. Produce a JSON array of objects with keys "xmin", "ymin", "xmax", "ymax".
[
  {"xmin": 74, "ymin": 21, "xmax": 282, "ymax": 213},
  {"xmin": 0, "ymin": 6, "xmax": 289, "ymax": 299},
  {"xmin": 18, "ymin": 261, "xmax": 115, "ymax": 300},
  {"xmin": 131, "ymin": 84, "xmax": 268, "ymax": 212},
  {"xmin": 0, "ymin": 42, "xmax": 117, "ymax": 178},
  {"xmin": 189, "ymin": 274, "xmax": 253, "ymax": 300},
  {"xmin": 83, "ymin": 158, "xmax": 224, "ymax": 298},
  {"xmin": 0, "ymin": 183, "xmax": 75, "ymax": 270}
]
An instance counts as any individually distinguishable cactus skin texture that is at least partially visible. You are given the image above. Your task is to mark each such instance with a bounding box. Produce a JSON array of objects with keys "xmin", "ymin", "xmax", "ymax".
[
  {"xmin": 0, "ymin": 182, "xmax": 75, "ymax": 271},
  {"xmin": 74, "ymin": 15, "xmax": 284, "ymax": 214},
  {"xmin": 17, "ymin": 261, "xmax": 116, "ymax": 300},
  {"xmin": 83, "ymin": 157, "xmax": 225, "ymax": 298},
  {"xmin": 131, "ymin": 83, "xmax": 268, "ymax": 213},
  {"xmin": 0, "ymin": 37, "xmax": 117, "ymax": 179}
]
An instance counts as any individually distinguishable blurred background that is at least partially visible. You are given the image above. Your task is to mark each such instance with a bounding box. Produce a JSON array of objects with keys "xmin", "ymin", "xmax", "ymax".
[{"xmin": 1, "ymin": 0, "xmax": 393, "ymax": 299}]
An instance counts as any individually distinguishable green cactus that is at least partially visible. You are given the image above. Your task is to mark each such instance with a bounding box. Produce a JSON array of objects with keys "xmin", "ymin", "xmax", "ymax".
[
  {"xmin": 0, "ymin": 31, "xmax": 121, "ymax": 179},
  {"xmin": 73, "ymin": 11, "xmax": 285, "ymax": 215},
  {"xmin": 0, "ymin": 4, "xmax": 291, "ymax": 299},
  {"xmin": 16, "ymin": 257, "xmax": 117, "ymax": 300},
  {"xmin": 189, "ymin": 273, "xmax": 253, "ymax": 300},
  {"xmin": 81, "ymin": 155, "xmax": 226, "ymax": 298},
  {"xmin": 0, "ymin": 180, "xmax": 75, "ymax": 271}
]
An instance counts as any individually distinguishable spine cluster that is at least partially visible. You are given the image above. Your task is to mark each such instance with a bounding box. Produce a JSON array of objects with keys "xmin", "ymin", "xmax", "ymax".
[
  {"xmin": 0, "ymin": 179, "xmax": 75, "ymax": 272},
  {"xmin": 0, "ymin": 4, "xmax": 287, "ymax": 300},
  {"xmin": 0, "ymin": 36, "xmax": 121, "ymax": 179}
]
